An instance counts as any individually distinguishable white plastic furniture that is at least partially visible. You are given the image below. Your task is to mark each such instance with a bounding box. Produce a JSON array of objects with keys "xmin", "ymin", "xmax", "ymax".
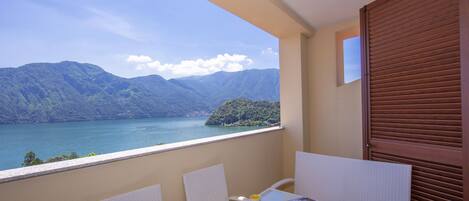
[
  {"xmin": 183, "ymin": 164, "xmax": 229, "ymax": 201},
  {"xmin": 266, "ymin": 151, "xmax": 412, "ymax": 201},
  {"xmin": 102, "ymin": 184, "xmax": 163, "ymax": 201}
]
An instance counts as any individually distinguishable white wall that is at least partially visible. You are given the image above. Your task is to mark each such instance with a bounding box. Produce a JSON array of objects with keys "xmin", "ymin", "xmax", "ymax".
[
  {"xmin": 279, "ymin": 33, "xmax": 310, "ymax": 178},
  {"xmin": 307, "ymin": 19, "xmax": 363, "ymax": 159}
]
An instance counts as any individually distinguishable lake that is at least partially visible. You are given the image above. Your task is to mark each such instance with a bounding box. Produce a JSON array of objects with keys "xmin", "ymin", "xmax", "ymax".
[{"xmin": 0, "ymin": 117, "xmax": 260, "ymax": 171}]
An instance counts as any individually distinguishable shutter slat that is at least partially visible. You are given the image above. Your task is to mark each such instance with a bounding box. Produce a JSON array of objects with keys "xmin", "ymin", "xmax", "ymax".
[
  {"xmin": 371, "ymin": 108, "xmax": 460, "ymax": 115},
  {"xmin": 372, "ymin": 122, "xmax": 461, "ymax": 132},
  {"xmin": 371, "ymin": 126, "xmax": 461, "ymax": 138},
  {"xmin": 371, "ymin": 64, "xmax": 460, "ymax": 85},
  {"xmin": 371, "ymin": 97, "xmax": 461, "ymax": 106},
  {"xmin": 371, "ymin": 80, "xmax": 460, "ymax": 93},
  {"xmin": 370, "ymin": 91, "xmax": 460, "ymax": 102},
  {"xmin": 371, "ymin": 103, "xmax": 461, "ymax": 110},
  {"xmin": 413, "ymin": 185, "xmax": 463, "ymax": 201},
  {"xmin": 373, "ymin": 135, "xmax": 460, "ymax": 147},
  {"xmin": 411, "ymin": 192, "xmax": 440, "ymax": 201},
  {"xmin": 370, "ymin": 48, "xmax": 460, "ymax": 71},
  {"xmin": 370, "ymin": 57, "xmax": 459, "ymax": 76},
  {"xmin": 371, "ymin": 85, "xmax": 460, "ymax": 98},
  {"xmin": 371, "ymin": 113, "xmax": 461, "ymax": 120},
  {"xmin": 414, "ymin": 175, "xmax": 463, "ymax": 193},
  {"xmin": 371, "ymin": 118, "xmax": 461, "ymax": 126}
]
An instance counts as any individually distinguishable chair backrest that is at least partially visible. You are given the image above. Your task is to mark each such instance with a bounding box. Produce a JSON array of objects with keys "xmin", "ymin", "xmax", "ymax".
[
  {"xmin": 102, "ymin": 184, "xmax": 162, "ymax": 201},
  {"xmin": 294, "ymin": 152, "xmax": 412, "ymax": 201},
  {"xmin": 183, "ymin": 164, "xmax": 229, "ymax": 201}
]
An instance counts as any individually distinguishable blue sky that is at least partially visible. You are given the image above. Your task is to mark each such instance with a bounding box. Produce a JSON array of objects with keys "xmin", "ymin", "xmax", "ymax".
[{"xmin": 0, "ymin": 0, "xmax": 279, "ymax": 79}]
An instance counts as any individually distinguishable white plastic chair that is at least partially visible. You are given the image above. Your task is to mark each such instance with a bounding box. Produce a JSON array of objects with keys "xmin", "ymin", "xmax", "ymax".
[
  {"xmin": 183, "ymin": 164, "xmax": 229, "ymax": 201},
  {"xmin": 266, "ymin": 152, "xmax": 412, "ymax": 201},
  {"xmin": 102, "ymin": 184, "xmax": 163, "ymax": 201}
]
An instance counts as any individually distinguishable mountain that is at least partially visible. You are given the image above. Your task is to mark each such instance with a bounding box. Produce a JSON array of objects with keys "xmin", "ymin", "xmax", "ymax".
[
  {"xmin": 205, "ymin": 99, "xmax": 280, "ymax": 127},
  {"xmin": 0, "ymin": 61, "xmax": 279, "ymax": 124},
  {"xmin": 169, "ymin": 69, "xmax": 279, "ymax": 109}
]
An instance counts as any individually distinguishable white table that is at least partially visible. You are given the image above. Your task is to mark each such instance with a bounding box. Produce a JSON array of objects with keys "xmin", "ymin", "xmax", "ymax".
[
  {"xmin": 230, "ymin": 189, "xmax": 313, "ymax": 201},
  {"xmin": 260, "ymin": 189, "xmax": 304, "ymax": 201}
]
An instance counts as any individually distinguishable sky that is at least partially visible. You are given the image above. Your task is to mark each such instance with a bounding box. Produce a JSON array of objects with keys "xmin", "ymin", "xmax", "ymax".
[{"xmin": 0, "ymin": 0, "xmax": 279, "ymax": 79}]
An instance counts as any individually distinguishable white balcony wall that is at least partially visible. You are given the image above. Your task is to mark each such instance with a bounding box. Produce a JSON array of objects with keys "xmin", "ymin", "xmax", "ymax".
[{"xmin": 0, "ymin": 130, "xmax": 283, "ymax": 201}]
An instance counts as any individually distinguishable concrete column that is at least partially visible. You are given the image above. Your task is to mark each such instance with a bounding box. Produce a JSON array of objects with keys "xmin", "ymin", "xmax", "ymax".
[{"xmin": 279, "ymin": 33, "xmax": 309, "ymax": 178}]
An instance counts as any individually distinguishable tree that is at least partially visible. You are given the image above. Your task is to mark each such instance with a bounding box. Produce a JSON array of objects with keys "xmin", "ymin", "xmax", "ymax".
[
  {"xmin": 22, "ymin": 151, "xmax": 43, "ymax": 167},
  {"xmin": 22, "ymin": 151, "xmax": 98, "ymax": 167},
  {"xmin": 86, "ymin": 152, "xmax": 96, "ymax": 157},
  {"xmin": 69, "ymin": 152, "xmax": 79, "ymax": 159},
  {"xmin": 45, "ymin": 152, "xmax": 80, "ymax": 163}
]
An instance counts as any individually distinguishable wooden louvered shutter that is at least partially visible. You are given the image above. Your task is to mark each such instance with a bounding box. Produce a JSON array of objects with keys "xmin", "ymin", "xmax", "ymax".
[{"xmin": 360, "ymin": 0, "xmax": 469, "ymax": 200}]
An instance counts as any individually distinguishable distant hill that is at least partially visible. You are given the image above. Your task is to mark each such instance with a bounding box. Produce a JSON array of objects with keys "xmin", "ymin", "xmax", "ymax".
[
  {"xmin": 170, "ymin": 69, "xmax": 279, "ymax": 109},
  {"xmin": 0, "ymin": 61, "xmax": 279, "ymax": 124},
  {"xmin": 205, "ymin": 99, "xmax": 280, "ymax": 127}
]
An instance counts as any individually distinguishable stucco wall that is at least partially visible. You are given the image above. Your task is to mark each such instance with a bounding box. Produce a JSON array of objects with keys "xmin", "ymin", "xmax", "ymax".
[
  {"xmin": 307, "ymin": 19, "xmax": 363, "ymax": 159},
  {"xmin": 0, "ymin": 130, "xmax": 283, "ymax": 201},
  {"xmin": 279, "ymin": 33, "xmax": 309, "ymax": 178}
]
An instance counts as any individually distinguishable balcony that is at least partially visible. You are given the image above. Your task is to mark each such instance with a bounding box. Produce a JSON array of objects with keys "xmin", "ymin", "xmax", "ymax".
[{"xmin": 0, "ymin": 0, "xmax": 468, "ymax": 200}]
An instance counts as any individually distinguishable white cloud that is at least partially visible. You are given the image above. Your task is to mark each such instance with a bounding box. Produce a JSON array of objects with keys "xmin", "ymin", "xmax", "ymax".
[
  {"xmin": 126, "ymin": 55, "xmax": 153, "ymax": 63},
  {"xmin": 131, "ymin": 53, "xmax": 253, "ymax": 77},
  {"xmin": 261, "ymin": 48, "xmax": 279, "ymax": 56}
]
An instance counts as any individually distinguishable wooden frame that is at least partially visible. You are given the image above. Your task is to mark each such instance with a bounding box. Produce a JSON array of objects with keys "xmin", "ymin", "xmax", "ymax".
[
  {"xmin": 336, "ymin": 26, "xmax": 360, "ymax": 86},
  {"xmin": 360, "ymin": 7, "xmax": 370, "ymax": 160},
  {"xmin": 460, "ymin": 0, "xmax": 469, "ymax": 199}
]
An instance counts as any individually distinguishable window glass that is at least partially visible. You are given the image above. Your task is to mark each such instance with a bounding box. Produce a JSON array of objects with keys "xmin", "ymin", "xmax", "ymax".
[{"xmin": 343, "ymin": 36, "xmax": 361, "ymax": 83}]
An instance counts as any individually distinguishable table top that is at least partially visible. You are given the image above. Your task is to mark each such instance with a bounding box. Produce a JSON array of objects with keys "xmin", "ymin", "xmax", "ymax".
[
  {"xmin": 260, "ymin": 189, "xmax": 308, "ymax": 201},
  {"xmin": 229, "ymin": 189, "xmax": 314, "ymax": 201}
]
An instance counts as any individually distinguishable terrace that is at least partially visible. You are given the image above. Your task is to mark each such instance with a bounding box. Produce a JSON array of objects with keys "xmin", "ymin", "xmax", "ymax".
[{"xmin": 0, "ymin": 0, "xmax": 467, "ymax": 200}]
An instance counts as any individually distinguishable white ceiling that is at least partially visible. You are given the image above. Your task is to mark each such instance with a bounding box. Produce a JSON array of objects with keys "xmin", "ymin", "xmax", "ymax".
[{"xmin": 281, "ymin": 0, "xmax": 373, "ymax": 28}]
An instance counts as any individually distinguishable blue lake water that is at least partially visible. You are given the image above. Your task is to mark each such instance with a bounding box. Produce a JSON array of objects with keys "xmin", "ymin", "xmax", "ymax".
[{"xmin": 0, "ymin": 117, "xmax": 260, "ymax": 170}]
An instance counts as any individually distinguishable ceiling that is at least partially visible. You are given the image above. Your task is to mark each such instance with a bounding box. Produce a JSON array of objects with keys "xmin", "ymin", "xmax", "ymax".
[{"xmin": 281, "ymin": 0, "xmax": 374, "ymax": 28}]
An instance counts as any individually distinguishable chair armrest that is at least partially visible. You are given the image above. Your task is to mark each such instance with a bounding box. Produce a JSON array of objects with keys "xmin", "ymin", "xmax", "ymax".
[
  {"xmin": 270, "ymin": 178, "xmax": 295, "ymax": 189},
  {"xmin": 228, "ymin": 196, "xmax": 248, "ymax": 201},
  {"xmin": 260, "ymin": 178, "xmax": 295, "ymax": 195}
]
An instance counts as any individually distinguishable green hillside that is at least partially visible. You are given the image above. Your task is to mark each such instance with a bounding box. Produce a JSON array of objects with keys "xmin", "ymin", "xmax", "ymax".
[{"xmin": 205, "ymin": 99, "xmax": 280, "ymax": 127}]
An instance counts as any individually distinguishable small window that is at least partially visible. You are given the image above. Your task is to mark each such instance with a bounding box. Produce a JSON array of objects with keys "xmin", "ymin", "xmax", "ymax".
[{"xmin": 336, "ymin": 27, "xmax": 361, "ymax": 86}]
